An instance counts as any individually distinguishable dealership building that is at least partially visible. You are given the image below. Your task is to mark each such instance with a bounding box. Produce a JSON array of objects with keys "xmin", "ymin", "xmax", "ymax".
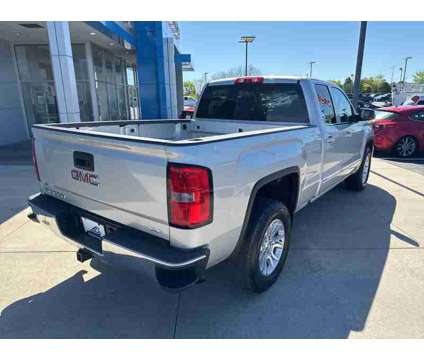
[{"xmin": 0, "ymin": 21, "xmax": 193, "ymax": 145}]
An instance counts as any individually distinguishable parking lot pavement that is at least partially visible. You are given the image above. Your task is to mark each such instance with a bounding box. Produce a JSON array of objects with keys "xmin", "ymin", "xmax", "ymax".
[
  {"xmin": 0, "ymin": 158, "xmax": 423, "ymax": 338},
  {"xmin": 379, "ymin": 157, "xmax": 424, "ymax": 177},
  {"xmin": 374, "ymin": 153, "xmax": 424, "ymax": 176}
]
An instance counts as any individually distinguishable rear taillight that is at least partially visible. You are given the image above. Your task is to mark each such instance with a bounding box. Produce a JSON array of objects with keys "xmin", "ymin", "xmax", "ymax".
[
  {"xmin": 167, "ymin": 164, "xmax": 213, "ymax": 228},
  {"xmin": 32, "ymin": 138, "xmax": 40, "ymax": 181},
  {"xmin": 234, "ymin": 76, "xmax": 264, "ymax": 84}
]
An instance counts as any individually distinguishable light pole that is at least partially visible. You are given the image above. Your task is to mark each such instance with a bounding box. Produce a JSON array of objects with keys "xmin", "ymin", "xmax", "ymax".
[
  {"xmin": 390, "ymin": 65, "xmax": 396, "ymax": 84},
  {"xmin": 352, "ymin": 21, "xmax": 367, "ymax": 109},
  {"xmin": 308, "ymin": 61, "xmax": 316, "ymax": 78},
  {"xmin": 239, "ymin": 35, "xmax": 256, "ymax": 76},
  {"xmin": 402, "ymin": 56, "xmax": 412, "ymax": 83},
  {"xmin": 399, "ymin": 67, "xmax": 403, "ymax": 83},
  {"xmin": 203, "ymin": 72, "xmax": 208, "ymax": 83}
]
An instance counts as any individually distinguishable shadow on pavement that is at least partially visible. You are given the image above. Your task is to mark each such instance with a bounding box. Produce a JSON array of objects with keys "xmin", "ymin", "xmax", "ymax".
[
  {"xmin": 0, "ymin": 140, "xmax": 32, "ymax": 166},
  {"xmin": 0, "ymin": 262, "xmax": 178, "ymax": 338},
  {"xmin": 0, "ymin": 184, "xmax": 417, "ymax": 338},
  {"xmin": 174, "ymin": 184, "xmax": 415, "ymax": 338},
  {"xmin": 0, "ymin": 140, "xmax": 37, "ymax": 224}
]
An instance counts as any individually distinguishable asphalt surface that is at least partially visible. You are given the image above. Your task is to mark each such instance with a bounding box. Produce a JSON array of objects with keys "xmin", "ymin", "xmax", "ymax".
[{"xmin": 0, "ymin": 158, "xmax": 423, "ymax": 338}]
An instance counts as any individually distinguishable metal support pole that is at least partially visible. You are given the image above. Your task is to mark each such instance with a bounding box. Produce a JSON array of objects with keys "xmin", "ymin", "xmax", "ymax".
[
  {"xmin": 352, "ymin": 21, "xmax": 367, "ymax": 109},
  {"xmin": 402, "ymin": 57, "xmax": 412, "ymax": 83},
  {"xmin": 308, "ymin": 61, "xmax": 315, "ymax": 78},
  {"xmin": 239, "ymin": 36, "xmax": 255, "ymax": 77},
  {"xmin": 390, "ymin": 65, "xmax": 395, "ymax": 84},
  {"xmin": 245, "ymin": 42, "xmax": 248, "ymax": 76}
]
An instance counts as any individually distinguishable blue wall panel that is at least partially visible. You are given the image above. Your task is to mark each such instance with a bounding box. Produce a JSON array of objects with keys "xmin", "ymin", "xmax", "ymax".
[{"xmin": 134, "ymin": 21, "xmax": 172, "ymax": 119}]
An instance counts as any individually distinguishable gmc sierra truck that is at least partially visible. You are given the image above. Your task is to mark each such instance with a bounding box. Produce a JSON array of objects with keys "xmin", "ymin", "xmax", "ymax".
[{"xmin": 28, "ymin": 76, "xmax": 374, "ymax": 292}]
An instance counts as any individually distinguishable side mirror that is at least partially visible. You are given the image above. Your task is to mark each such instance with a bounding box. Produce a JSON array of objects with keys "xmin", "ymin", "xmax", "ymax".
[{"xmin": 360, "ymin": 108, "xmax": 375, "ymax": 121}]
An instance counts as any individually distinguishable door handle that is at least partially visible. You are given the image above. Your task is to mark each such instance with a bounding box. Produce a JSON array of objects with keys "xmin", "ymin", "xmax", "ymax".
[
  {"xmin": 345, "ymin": 130, "xmax": 353, "ymax": 137},
  {"xmin": 326, "ymin": 135, "xmax": 335, "ymax": 144}
]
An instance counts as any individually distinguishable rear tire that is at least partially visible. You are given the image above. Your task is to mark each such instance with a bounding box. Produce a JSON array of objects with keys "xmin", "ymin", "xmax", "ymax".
[
  {"xmin": 240, "ymin": 197, "xmax": 291, "ymax": 293},
  {"xmin": 345, "ymin": 146, "xmax": 372, "ymax": 191},
  {"xmin": 394, "ymin": 136, "xmax": 417, "ymax": 158}
]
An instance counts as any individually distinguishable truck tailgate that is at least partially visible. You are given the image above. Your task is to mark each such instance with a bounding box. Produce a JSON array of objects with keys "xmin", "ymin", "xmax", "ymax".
[{"xmin": 33, "ymin": 128, "xmax": 170, "ymax": 241}]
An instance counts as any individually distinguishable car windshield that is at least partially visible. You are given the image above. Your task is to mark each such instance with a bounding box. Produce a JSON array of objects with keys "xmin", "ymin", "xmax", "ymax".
[
  {"xmin": 374, "ymin": 110, "xmax": 398, "ymax": 120},
  {"xmin": 196, "ymin": 83, "xmax": 309, "ymax": 123}
]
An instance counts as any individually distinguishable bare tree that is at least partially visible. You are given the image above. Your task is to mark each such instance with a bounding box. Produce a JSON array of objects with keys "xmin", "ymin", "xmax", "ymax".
[
  {"xmin": 193, "ymin": 78, "xmax": 207, "ymax": 96},
  {"xmin": 191, "ymin": 65, "xmax": 262, "ymax": 96},
  {"xmin": 210, "ymin": 65, "xmax": 261, "ymax": 81}
]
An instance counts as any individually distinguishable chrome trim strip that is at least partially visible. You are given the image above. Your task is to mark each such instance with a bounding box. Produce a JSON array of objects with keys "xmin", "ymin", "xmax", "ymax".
[{"xmin": 102, "ymin": 240, "xmax": 207, "ymax": 268}]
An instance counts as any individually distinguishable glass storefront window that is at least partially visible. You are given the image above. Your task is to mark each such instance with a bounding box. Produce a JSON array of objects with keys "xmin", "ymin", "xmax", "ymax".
[
  {"xmin": 115, "ymin": 58, "xmax": 125, "ymax": 85},
  {"xmin": 15, "ymin": 45, "xmax": 58, "ymax": 128},
  {"xmin": 91, "ymin": 44, "xmax": 139, "ymax": 121},
  {"xmin": 20, "ymin": 83, "xmax": 59, "ymax": 127},
  {"xmin": 16, "ymin": 44, "xmax": 94, "ymax": 126},
  {"xmin": 96, "ymin": 81, "xmax": 109, "ymax": 121},
  {"xmin": 72, "ymin": 44, "xmax": 89, "ymax": 81},
  {"xmin": 117, "ymin": 85, "xmax": 128, "ymax": 119},
  {"xmin": 92, "ymin": 44, "xmax": 105, "ymax": 82},
  {"xmin": 15, "ymin": 45, "xmax": 54, "ymax": 82},
  {"xmin": 126, "ymin": 65, "xmax": 140, "ymax": 119},
  {"xmin": 126, "ymin": 66, "xmax": 136, "ymax": 86},
  {"xmin": 72, "ymin": 44, "xmax": 93, "ymax": 121}
]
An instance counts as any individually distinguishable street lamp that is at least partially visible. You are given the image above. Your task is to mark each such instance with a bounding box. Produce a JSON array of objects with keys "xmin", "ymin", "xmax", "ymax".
[
  {"xmin": 308, "ymin": 61, "xmax": 316, "ymax": 78},
  {"xmin": 399, "ymin": 67, "xmax": 403, "ymax": 83},
  {"xmin": 402, "ymin": 57, "xmax": 412, "ymax": 83},
  {"xmin": 352, "ymin": 21, "xmax": 367, "ymax": 109},
  {"xmin": 239, "ymin": 35, "xmax": 256, "ymax": 76},
  {"xmin": 390, "ymin": 65, "xmax": 396, "ymax": 84}
]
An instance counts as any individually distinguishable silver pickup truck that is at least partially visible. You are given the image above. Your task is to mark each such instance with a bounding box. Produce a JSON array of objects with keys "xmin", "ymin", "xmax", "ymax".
[{"xmin": 28, "ymin": 76, "xmax": 374, "ymax": 292}]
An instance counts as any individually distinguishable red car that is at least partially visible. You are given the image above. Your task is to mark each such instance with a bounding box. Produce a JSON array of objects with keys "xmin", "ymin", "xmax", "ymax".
[
  {"xmin": 180, "ymin": 105, "xmax": 195, "ymax": 119},
  {"xmin": 373, "ymin": 106, "xmax": 424, "ymax": 157}
]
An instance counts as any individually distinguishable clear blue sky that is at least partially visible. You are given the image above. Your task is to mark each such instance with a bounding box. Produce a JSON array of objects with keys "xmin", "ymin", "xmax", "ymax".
[{"xmin": 179, "ymin": 21, "xmax": 424, "ymax": 83}]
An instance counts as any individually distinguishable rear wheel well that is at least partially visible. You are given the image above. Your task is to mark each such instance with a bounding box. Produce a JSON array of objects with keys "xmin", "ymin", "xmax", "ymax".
[
  {"xmin": 254, "ymin": 173, "xmax": 299, "ymax": 216},
  {"xmin": 230, "ymin": 169, "xmax": 299, "ymax": 259}
]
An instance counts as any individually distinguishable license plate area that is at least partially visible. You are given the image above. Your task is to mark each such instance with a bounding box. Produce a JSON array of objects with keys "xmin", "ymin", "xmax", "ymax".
[{"xmin": 81, "ymin": 217, "xmax": 106, "ymax": 239}]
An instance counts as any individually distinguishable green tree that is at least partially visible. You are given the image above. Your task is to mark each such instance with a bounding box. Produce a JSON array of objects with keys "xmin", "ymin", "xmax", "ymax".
[
  {"xmin": 183, "ymin": 80, "xmax": 197, "ymax": 98},
  {"xmin": 413, "ymin": 71, "xmax": 424, "ymax": 84},
  {"xmin": 328, "ymin": 79, "xmax": 342, "ymax": 87},
  {"xmin": 360, "ymin": 75, "xmax": 391, "ymax": 93},
  {"xmin": 343, "ymin": 77, "xmax": 353, "ymax": 94}
]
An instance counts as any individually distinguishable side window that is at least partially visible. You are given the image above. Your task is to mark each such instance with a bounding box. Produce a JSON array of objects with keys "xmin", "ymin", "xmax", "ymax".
[
  {"xmin": 330, "ymin": 87, "xmax": 353, "ymax": 123},
  {"xmin": 315, "ymin": 84, "xmax": 336, "ymax": 124},
  {"xmin": 411, "ymin": 111, "xmax": 424, "ymax": 121}
]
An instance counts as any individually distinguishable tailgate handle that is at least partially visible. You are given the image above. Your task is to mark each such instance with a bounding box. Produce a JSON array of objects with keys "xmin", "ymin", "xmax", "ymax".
[{"xmin": 73, "ymin": 151, "xmax": 94, "ymax": 171}]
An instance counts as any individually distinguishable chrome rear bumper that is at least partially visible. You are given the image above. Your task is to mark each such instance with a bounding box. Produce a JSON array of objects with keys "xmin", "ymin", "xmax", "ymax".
[{"xmin": 28, "ymin": 193, "xmax": 209, "ymax": 290}]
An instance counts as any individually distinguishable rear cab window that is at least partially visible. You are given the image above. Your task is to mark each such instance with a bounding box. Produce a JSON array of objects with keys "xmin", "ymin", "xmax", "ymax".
[
  {"xmin": 315, "ymin": 84, "xmax": 336, "ymax": 124},
  {"xmin": 374, "ymin": 111, "xmax": 399, "ymax": 120},
  {"xmin": 329, "ymin": 87, "xmax": 354, "ymax": 123},
  {"xmin": 410, "ymin": 111, "xmax": 424, "ymax": 121},
  {"xmin": 196, "ymin": 82, "xmax": 309, "ymax": 123}
]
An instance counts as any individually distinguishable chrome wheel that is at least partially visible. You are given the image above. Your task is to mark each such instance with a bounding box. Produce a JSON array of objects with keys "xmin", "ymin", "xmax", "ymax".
[
  {"xmin": 396, "ymin": 137, "xmax": 417, "ymax": 157},
  {"xmin": 361, "ymin": 151, "xmax": 371, "ymax": 185},
  {"xmin": 258, "ymin": 219, "xmax": 285, "ymax": 276}
]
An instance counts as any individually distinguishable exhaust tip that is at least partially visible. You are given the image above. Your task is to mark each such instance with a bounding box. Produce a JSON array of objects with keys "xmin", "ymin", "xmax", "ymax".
[
  {"xmin": 27, "ymin": 212, "xmax": 39, "ymax": 222},
  {"xmin": 155, "ymin": 266, "xmax": 204, "ymax": 292},
  {"xmin": 77, "ymin": 248, "xmax": 93, "ymax": 263}
]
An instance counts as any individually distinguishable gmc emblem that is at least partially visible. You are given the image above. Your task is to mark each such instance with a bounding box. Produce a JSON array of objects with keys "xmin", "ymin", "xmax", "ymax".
[{"xmin": 71, "ymin": 169, "xmax": 99, "ymax": 187}]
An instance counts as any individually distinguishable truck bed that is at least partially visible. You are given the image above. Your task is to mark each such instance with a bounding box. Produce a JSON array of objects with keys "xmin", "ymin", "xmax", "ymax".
[
  {"xmin": 31, "ymin": 118, "xmax": 311, "ymax": 247},
  {"xmin": 36, "ymin": 119, "xmax": 308, "ymax": 144}
]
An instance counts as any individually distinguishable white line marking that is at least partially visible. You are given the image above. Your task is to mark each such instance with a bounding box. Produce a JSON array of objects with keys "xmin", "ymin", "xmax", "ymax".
[{"xmin": 378, "ymin": 157, "xmax": 424, "ymax": 161}]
